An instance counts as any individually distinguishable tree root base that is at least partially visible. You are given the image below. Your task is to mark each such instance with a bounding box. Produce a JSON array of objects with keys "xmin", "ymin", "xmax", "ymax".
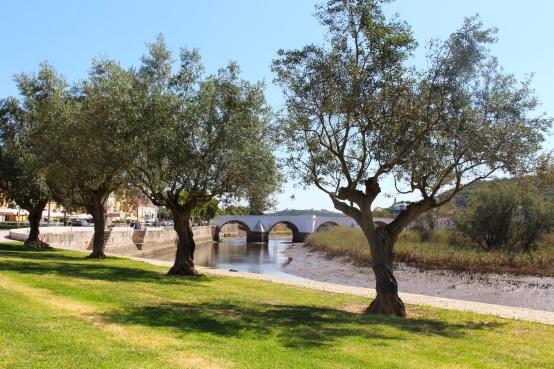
[
  {"xmin": 366, "ymin": 295, "xmax": 407, "ymax": 318},
  {"xmin": 167, "ymin": 266, "xmax": 201, "ymax": 276},
  {"xmin": 23, "ymin": 240, "xmax": 51, "ymax": 249},
  {"xmin": 87, "ymin": 251, "xmax": 107, "ymax": 259}
]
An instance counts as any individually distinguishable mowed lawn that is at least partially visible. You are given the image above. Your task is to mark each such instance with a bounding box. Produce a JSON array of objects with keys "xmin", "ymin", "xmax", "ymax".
[{"xmin": 0, "ymin": 243, "xmax": 553, "ymax": 369}]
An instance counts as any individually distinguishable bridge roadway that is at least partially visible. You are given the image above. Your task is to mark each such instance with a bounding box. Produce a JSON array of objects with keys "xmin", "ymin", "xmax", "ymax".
[{"xmin": 210, "ymin": 214, "xmax": 393, "ymax": 243}]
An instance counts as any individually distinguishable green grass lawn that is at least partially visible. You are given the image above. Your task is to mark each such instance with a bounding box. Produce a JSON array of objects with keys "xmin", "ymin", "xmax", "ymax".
[
  {"xmin": 0, "ymin": 242, "xmax": 553, "ymax": 369},
  {"xmin": 306, "ymin": 226, "xmax": 554, "ymax": 276}
]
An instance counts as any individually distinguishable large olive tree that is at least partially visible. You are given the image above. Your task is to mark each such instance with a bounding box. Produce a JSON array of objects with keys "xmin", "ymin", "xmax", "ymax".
[
  {"xmin": 40, "ymin": 60, "xmax": 139, "ymax": 258},
  {"xmin": 131, "ymin": 36, "xmax": 279, "ymax": 275},
  {"xmin": 273, "ymin": 0, "xmax": 551, "ymax": 316}
]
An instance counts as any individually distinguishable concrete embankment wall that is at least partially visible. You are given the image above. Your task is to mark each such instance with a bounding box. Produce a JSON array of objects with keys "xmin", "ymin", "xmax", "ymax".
[
  {"xmin": 133, "ymin": 226, "xmax": 213, "ymax": 258},
  {"xmin": 9, "ymin": 227, "xmax": 94, "ymax": 250},
  {"xmin": 104, "ymin": 227, "xmax": 137, "ymax": 254},
  {"xmin": 8, "ymin": 225, "xmax": 213, "ymax": 256}
]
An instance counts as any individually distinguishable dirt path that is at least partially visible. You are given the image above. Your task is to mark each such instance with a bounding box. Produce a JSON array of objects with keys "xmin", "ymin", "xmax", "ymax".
[{"xmin": 282, "ymin": 243, "xmax": 554, "ymax": 312}]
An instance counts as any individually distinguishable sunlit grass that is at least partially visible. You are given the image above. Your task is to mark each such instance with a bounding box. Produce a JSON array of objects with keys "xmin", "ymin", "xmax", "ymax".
[
  {"xmin": 1, "ymin": 242, "xmax": 553, "ymax": 368},
  {"xmin": 306, "ymin": 226, "xmax": 554, "ymax": 276}
]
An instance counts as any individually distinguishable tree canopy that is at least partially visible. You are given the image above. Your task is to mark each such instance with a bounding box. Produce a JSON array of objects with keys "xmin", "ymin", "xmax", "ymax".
[
  {"xmin": 0, "ymin": 64, "xmax": 69, "ymax": 247},
  {"xmin": 131, "ymin": 36, "xmax": 279, "ymax": 274},
  {"xmin": 36, "ymin": 60, "xmax": 139, "ymax": 257},
  {"xmin": 273, "ymin": 0, "xmax": 551, "ymax": 316}
]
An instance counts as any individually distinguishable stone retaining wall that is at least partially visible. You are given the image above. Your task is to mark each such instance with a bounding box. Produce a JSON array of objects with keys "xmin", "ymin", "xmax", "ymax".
[
  {"xmin": 8, "ymin": 225, "xmax": 213, "ymax": 255},
  {"xmin": 103, "ymin": 227, "xmax": 137, "ymax": 254},
  {"xmin": 9, "ymin": 227, "xmax": 94, "ymax": 250}
]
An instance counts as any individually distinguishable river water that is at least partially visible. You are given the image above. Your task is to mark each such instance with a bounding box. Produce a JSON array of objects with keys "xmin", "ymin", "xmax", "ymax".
[{"xmin": 149, "ymin": 237, "xmax": 298, "ymax": 278}]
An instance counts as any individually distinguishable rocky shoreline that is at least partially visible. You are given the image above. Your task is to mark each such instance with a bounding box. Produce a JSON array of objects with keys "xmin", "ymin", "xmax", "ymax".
[{"xmin": 282, "ymin": 243, "xmax": 554, "ymax": 312}]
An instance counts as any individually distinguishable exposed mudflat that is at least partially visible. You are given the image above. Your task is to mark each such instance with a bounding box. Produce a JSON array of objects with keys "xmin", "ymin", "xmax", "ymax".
[{"xmin": 282, "ymin": 243, "xmax": 554, "ymax": 312}]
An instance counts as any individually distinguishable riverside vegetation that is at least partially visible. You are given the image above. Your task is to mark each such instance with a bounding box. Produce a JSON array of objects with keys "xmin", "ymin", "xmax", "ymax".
[
  {"xmin": 306, "ymin": 226, "xmax": 554, "ymax": 277},
  {"xmin": 1, "ymin": 241, "xmax": 554, "ymax": 369}
]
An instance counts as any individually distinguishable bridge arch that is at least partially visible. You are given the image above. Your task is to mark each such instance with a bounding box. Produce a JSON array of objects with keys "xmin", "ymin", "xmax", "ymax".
[
  {"xmin": 267, "ymin": 220, "xmax": 300, "ymax": 240},
  {"xmin": 219, "ymin": 220, "xmax": 251, "ymax": 232},
  {"xmin": 213, "ymin": 220, "xmax": 251, "ymax": 241},
  {"xmin": 316, "ymin": 221, "xmax": 339, "ymax": 232}
]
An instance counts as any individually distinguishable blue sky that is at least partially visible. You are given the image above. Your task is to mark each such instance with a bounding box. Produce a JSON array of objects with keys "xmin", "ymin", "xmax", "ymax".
[{"xmin": 2, "ymin": 0, "xmax": 553, "ymax": 211}]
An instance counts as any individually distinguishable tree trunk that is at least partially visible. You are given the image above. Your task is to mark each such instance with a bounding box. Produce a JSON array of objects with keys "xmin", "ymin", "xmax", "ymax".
[
  {"xmin": 87, "ymin": 196, "xmax": 107, "ymax": 259},
  {"xmin": 167, "ymin": 209, "xmax": 199, "ymax": 276},
  {"xmin": 24, "ymin": 201, "xmax": 50, "ymax": 248},
  {"xmin": 364, "ymin": 226, "xmax": 406, "ymax": 317}
]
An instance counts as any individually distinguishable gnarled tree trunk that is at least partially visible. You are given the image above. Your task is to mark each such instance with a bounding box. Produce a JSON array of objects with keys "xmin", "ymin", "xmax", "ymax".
[
  {"xmin": 168, "ymin": 209, "xmax": 199, "ymax": 276},
  {"xmin": 363, "ymin": 225, "xmax": 406, "ymax": 317},
  {"xmin": 87, "ymin": 195, "xmax": 107, "ymax": 259},
  {"xmin": 24, "ymin": 200, "xmax": 50, "ymax": 248}
]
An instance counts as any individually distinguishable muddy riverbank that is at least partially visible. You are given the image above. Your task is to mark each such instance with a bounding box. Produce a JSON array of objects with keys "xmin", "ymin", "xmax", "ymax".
[{"xmin": 282, "ymin": 243, "xmax": 554, "ymax": 312}]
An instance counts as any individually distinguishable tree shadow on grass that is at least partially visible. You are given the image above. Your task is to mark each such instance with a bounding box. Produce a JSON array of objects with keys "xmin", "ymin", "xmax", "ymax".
[
  {"xmin": 102, "ymin": 301, "xmax": 505, "ymax": 349},
  {"xmin": 0, "ymin": 243, "xmax": 83, "ymax": 261},
  {"xmin": 0, "ymin": 243, "xmax": 209, "ymax": 286}
]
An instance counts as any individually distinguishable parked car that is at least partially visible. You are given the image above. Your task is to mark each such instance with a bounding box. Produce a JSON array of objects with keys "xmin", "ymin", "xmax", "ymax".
[
  {"xmin": 143, "ymin": 220, "xmax": 157, "ymax": 227},
  {"xmin": 71, "ymin": 219, "xmax": 92, "ymax": 227}
]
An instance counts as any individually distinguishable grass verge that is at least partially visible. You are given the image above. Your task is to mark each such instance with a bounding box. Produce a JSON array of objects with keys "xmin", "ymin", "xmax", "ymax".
[
  {"xmin": 306, "ymin": 226, "xmax": 554, "ymax": 276},
  {"xmin": 0, "ymin": 242, "xmax": 553, "ymax": 368}
]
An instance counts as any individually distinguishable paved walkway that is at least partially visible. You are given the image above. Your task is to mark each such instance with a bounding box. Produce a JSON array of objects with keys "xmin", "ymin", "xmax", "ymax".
[
  {"xmin": 117, "ymin": 253, "xmax": 554, "ymax": 326},
  {"xmin": 0, "ymin": 230, "xmax": 16, "ymax": 243}
]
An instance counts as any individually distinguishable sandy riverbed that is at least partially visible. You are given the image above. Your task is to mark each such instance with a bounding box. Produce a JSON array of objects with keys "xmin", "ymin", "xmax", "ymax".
[{"xmin": 282, "ymin": 243, "xmax": 554, "ymax": 312}]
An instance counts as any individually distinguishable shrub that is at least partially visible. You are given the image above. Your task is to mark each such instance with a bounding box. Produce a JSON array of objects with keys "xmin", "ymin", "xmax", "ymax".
[
  {"xmin": 411, "ymin": 212, "xmax": 436, "ymax": 242},
  {"xmin": 456, "ymin": 181, "xmax": 554, "ymax": 252}
]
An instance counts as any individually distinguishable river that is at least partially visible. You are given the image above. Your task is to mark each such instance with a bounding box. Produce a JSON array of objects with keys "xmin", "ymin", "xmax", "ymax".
[{"xmin": 147, "ymin": 236, "xmax": 298, "ymax": 278}]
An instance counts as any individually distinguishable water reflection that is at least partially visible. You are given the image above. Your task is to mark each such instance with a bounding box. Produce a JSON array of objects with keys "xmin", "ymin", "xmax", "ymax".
[{"xmin": 151, "ymin": 237, "xmax": 298, "ymax": 278}]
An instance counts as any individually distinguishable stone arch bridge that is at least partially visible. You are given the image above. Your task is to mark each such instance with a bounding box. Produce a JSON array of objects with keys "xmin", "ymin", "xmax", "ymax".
[{"xmin": 210, "ymin": 215, "xmax": 393, "ymax": 243}]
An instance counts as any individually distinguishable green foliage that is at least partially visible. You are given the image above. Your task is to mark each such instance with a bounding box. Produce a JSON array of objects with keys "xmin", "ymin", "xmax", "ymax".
[
  {"xmin": 221, "ymin": 204, "xmax": 250, "ymax": 215},
  {"xmin": 192, "ymin": 198, "xmax": 222, "ymax": 223},
  {"xmin": 157, "ymin": 206, "xmax": 172, "ymax": 220},
  {"xmin": 0, "ymin": 73, "xmax": 55, "ymax": 213},
  {"xmin": 457, "ymin": 181, "xmax": 554, "ymax": 251},
  {"xmin": 22, "ymin": 61, "xmax": 140, "ymax": 215},
  {"xmin": 131, "ymin": 35, "xmax": 280, "ymax": 218},
  {"xmin": 372, "ymin": 208, "xmax": 393, "ymax": 218},
  {"xmin": 411, "ymin": 212, "xmax": 436, "ymax": 242},
  {"xmin": 273, "ymin": 0, "xmax": 551, "ymax": 237}
]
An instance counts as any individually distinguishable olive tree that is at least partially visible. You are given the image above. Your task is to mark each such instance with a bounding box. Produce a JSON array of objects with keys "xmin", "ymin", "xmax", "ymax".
[
  {"xmin": 41, "ymin": 60, "xmax": 138, "ymax": 258},
  {"xmin": 0, "ymin": 95, "xmax": 51, "ymax": 247},
  {"xmin": 131, "ymin": 36, "xmax": 279, "ymax": 275},
  {"xmin": 0, "ymin": 64, "xmax": 73, "ymax": 247},
  {"xmin": 273, "ymin": 0, "xmax": 550, "ymax": 316}
]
